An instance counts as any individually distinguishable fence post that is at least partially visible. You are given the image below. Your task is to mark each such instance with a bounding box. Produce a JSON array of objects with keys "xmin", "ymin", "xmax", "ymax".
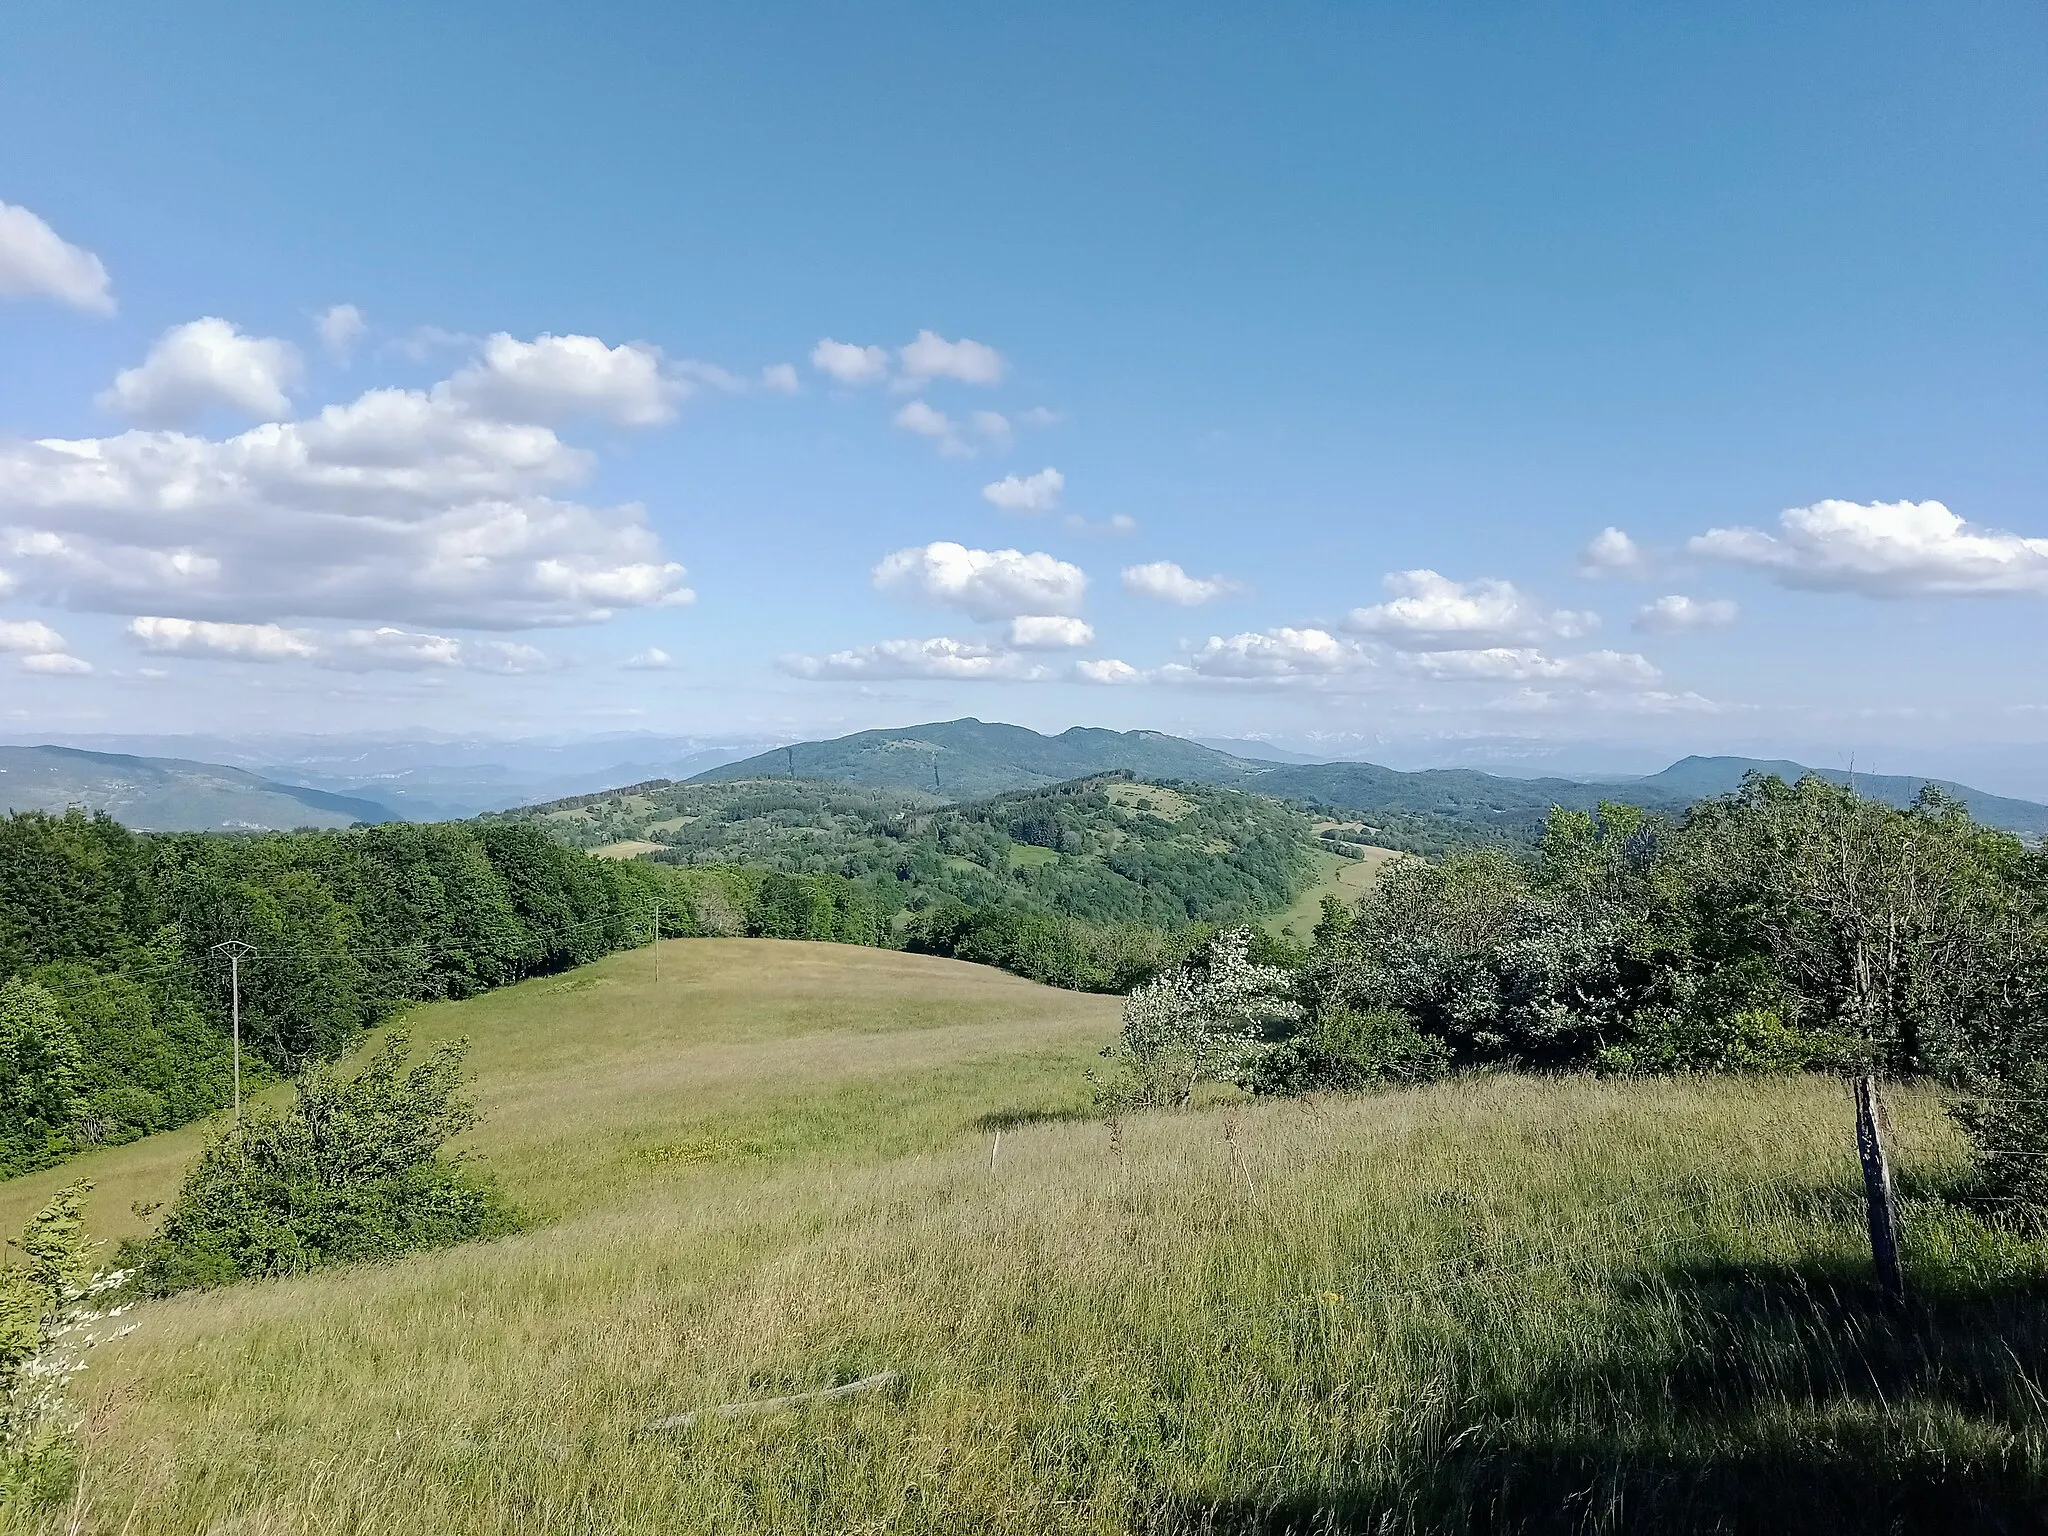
[{"xmin": 1853, "ymin": 1072, "xmax": 1907, "ymax": 1307}]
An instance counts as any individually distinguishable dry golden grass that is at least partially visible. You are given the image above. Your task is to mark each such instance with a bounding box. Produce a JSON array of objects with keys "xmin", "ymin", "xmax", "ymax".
[{"xmin": 14, "ymin": 941, "xmax": 2048, "ymax": 1534}]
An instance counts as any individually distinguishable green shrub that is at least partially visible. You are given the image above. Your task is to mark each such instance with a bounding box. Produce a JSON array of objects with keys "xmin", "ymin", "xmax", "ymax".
[
  {"xmin": 1596, "ymin": 1006, "xmax": 1857, "ymax": 1076},
  {"xmin": 125, "ymin": 1031, "xmax": 518, "ymax": 1297},
  {"xmin": 1244, "ymin": 1007, "xmax": 1452, "ymax": 1095},
  {"xmin": 0, "ymin": 1183, "xmax": 122, "ymax": 1513}
]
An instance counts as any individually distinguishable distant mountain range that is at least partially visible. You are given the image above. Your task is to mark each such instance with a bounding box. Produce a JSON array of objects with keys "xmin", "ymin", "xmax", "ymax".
[
  {"xmin": 0, "ymin": 746, "xmax": 397, "ymax": 831},
  {"xmin": 689, "ymin": 719, "xmax": 2048, "ymax": 842},
  {"xmin": 9, "ymin": 722, "xmax": 2043, "ymax": 842},
  {"xmin": 1634, "ymin": 756, "xmax": 2048, "ymax": 836},
  {"xmin": 7, "ymin": 732, "xmax": 768, "ymax": 820}
]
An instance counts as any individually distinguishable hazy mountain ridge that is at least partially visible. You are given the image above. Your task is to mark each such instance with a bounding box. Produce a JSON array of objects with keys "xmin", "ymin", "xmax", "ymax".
[
  {"xmin": 692, "ymin": 720, "xmax": 1275, "ymax": 799},
  {"xmin": 0, "ymin": 746, "xmax": 397, "ymax": 831},
  {"xmin": 687, "ymin": 720, "xmax": 2048, "ymax": 843},
  {"xmin": 1640, "ymin": 755, "xmax": 2048, "ymax": 835}
]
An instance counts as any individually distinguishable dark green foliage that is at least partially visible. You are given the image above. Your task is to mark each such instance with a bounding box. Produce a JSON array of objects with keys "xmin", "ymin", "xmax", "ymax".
[
  {"xmin": 1291, "ymin": 772, "xmax": 2048, "ymax": 1208},
  {"xmin": 507, "ymin": 771, "xmax": 1316, "ymax": 933},
  {"xmin": 0, "ymin": 811, "xmax": 777, "ymax": 1181},
  {"xmin": 0, "ymin": 979, "xmax": 86, "ymax": 1177},
  {"xmin": 1243, "ymin": 1007, "xmax": 1451, "ymax": 1094},
  {"xmin": 905, "ymin": 901, "xmax": 1200, "ymax": 993},
  {"xmin": 124, "ymin": 1032, "xmax": 516, "ymax": 1296}
]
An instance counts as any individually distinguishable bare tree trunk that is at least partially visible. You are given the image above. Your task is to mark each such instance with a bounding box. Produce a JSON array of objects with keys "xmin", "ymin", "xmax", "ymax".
[{"xmin": 1854, "ymin": 1073, "xmax": 1907, "ymax": 1308}]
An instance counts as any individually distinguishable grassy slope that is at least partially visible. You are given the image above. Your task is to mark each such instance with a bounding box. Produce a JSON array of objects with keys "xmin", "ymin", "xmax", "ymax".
[
  {"xmin": 1262, "ymin": 844, "xmax": 1408, "ymax": 939},
  {"xmin": 16, "ymin": 942, "xmax": 2048, "ymax": 1534}
]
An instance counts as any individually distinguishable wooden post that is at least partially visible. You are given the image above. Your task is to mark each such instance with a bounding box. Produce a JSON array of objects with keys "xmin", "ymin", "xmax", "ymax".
[{"xmin": 1853, "ymin": 1073, "xmax": 1906, "ymax": 1307}]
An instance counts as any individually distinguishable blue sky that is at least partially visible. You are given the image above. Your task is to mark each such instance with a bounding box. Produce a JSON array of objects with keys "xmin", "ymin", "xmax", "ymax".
[{"xmin": 2, "ymin": 3, "xmax": 2045, "ymax": 786}]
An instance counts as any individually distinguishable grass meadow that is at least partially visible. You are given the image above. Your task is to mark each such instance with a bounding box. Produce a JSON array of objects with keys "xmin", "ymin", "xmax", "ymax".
[
  {"xmin": 1264, "ymin": 847, "xmax": 1406, "ymax": 941},
  {"xmin": 8, "ymin": 940, "xmax": 2048, "ymax": 1534}
]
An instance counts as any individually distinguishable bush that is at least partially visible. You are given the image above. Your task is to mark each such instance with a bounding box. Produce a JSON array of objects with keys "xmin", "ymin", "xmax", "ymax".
[
  {"xmin": 0, "ymin": 1183, "xmax": 127, "ymax": 1513},
  {"xmin": 1596, "ymin": 1006, "xmax": 1857, "ymax": 1076},
  {"xmin": 125, "ymin": 1031, "xmax": 517, "ymax": 1297},
  {"xmin": 1093, "ymin": 928, "xmax": 1301, "ymax": 1111},
  {"xmin": 1243, "ymin": 1008, "xmax": 1451, "ymax": 1095}
]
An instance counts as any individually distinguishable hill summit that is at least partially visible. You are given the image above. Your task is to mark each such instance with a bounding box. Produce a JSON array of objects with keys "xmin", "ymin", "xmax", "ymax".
[{"xmin": 691, "ymin": 719, "xmax": 1271, "ymax": 800}]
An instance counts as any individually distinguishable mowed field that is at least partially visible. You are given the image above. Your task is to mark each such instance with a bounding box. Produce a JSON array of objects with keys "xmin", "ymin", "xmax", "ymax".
[{"xmin": 11, "ymin": 940, "xmax": 2048, "ymax": 1534}]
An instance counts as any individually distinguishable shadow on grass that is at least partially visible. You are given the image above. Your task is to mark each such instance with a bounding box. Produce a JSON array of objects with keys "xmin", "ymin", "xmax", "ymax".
[
  {"xmin": 971, "ymin": 1105, "xmax": 1097, "ymax": 1133},
  {"xmin": 1158, "ymin": 1249, "xmax": 2048, "ymax": 1536}
]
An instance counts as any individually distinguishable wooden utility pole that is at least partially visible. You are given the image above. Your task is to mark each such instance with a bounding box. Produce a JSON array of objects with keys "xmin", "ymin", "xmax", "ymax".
[{"xmin": 1853, "ymin": 1073, "xmax": 1906, "ymax": 1306}]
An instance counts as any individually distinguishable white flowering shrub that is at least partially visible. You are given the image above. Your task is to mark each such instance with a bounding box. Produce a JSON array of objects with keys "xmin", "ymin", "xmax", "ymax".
[
  {"xmin": 0, "ymin": 1182, "xmax": 134, "ymax": 1510},
  {"xmin": 1095, "ymin": 927, "xmax": 1302, "ymax": 1110}
]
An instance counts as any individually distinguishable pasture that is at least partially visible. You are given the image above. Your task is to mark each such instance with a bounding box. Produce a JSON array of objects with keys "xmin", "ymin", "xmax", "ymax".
[{"xmin": 15, "ymin": 940, "xmax": 2048, "ymax": 1534}]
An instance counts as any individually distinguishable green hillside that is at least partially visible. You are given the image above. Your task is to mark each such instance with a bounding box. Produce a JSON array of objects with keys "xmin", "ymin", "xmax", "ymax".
[
  {"xmin": 684, "ymin": 722, "xmax": 2048, "ymax": 850},
  {"xmin": 503, "ymin": 772, "xmax": 1319, "ymax": 931},
  {"xmin": 1637, "ymin": 754, "xmax": 2048, "ymax": 835},
  {"xmin": 683, "ymin": 721, "xmax": 1650, "ymax": 852},
  {"xmin": 690, "ymin": 718, "xmax": 1270, "ymax": 799},
  {"xmin": 10, "ymin": 940, "xmax": 2040, "ymax": 1534},
  {"xmin": 0, "ymin": 745, "xmax": 395, "ymax": 831}
]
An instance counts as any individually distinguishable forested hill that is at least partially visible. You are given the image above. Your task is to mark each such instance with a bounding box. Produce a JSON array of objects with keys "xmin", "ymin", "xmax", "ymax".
[
  {"xmin": 689, "ymin": 719, "xmax": 1272, "ymax": 799},
  {"xmin": 682, "ymin": 720, "xmax": 2048, "ymax": 847},
  {"xmin": 501, "ymin": 773, "xmax": 1319, "ymax": 931},
  {"xmin": 1637, "ymin": 755, "xmax": 2048, "ymax": 836},
  {"xmin": 0, "ymin": 745, "xmax": 396, "ymax": 831}
]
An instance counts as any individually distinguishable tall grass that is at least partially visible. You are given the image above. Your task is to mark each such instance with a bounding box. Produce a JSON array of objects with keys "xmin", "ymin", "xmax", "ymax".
[{"xmin": 15, "ymin": 942, "xmax": 2048, "ymax": 1533}]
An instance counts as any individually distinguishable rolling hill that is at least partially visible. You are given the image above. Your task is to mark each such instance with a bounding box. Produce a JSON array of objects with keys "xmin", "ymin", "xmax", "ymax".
[
  {"xmin": 686, "ymin": 720, "xmax": 2048, "ymax": 845},
  {"xmin": 501, "ymin": 771, "xmax": 1319, "ymax": 930},
  {"xmin": 0, "ymin": 744, "xmax": 396, "ymax": 831},
  {"xmin": 4, "ymin": 939, "xmax": 2023, "ymax": 1533},
  {"xmin": 691, "ymin": 719, "xmax": 1273, "ymax": 799},
  {"xmin": 1635, "ymin": 755, "xmax": 2048, "ymax": 836}
]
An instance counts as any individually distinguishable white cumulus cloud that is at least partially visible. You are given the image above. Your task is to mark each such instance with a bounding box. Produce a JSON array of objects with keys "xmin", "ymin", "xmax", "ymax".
[
  {"xmin": 1579, "ymin": 526, "xmax": 1647, "ymax": 577},
  {"xmin": 99, "ymin": 318, "xmax": 302, "ymax": 426},
  {"xmin": 0, "ymin": 616, "xmax": 90, "ymax": 672},
  {"xmin": 779, "ymin": 635, "xmax": 1047, "ymax": 681},
  {"xmin": 1074, "ymin": 658, "xmax": 1143, "ymax": 685},
  {"xmin": 1175, "ymin": 627, "xmax": 1368, "ymax": 681},
  {"xmin": 127, "ymin": 616, "xmax": 316, "ymax": 661},
  {"xmin": 445, "ymin": 332, "xmax": 681, "ymax": 426},
  {"xmin": 127, "ymin": 615, "xmax": 549, "ymax": 672},
  {"xmin": 316, "ymin": 304, "xmax": 366, "ymax": 362},
  {"xmin": 982, "ymin": 467, "xmax": 1065, "ymax": 513},
  {"xmin": 1, "ymin": 366, "xmax": 693, "ymax": 628},
  {"xmin": 893, "ymin": 398, "xmax": 970, "ymax": 455},
  {"xmin": 898, "ymin": 330, "xmax": 1004, "ymax": 386},
  {"xmin": 0, "ymin": 202, "xmax": 113, "ymax": 314},
  {"xmin": 872, "ymin": 541, "xmax": 1086, "ymax": 621},
  {"xmin": 0, "ymin": 618, "xmax": 70, "ymax": 655},
  {"xmin": 760, "ymin": 363, "xmax": 800, "ymax": 394},
  {"xmin": 1006, "ymin": 614, "xmax": 1094, "ymax": 649},
  {"xmin": 1690, "ymin": 499, "xmax": 2048, "ymax": 597},
  {"xmin": 811, "ymin": 338, "xmax": 891, "ymax": 385},
  {"xmin": 622, "ymin": 647, "xmax": 673, "ymax": 669},
  {"xmin": 1345, "ymin": 570, "xmax": 1597, "ymax": 650},
  {"xmin": 1398, "ymin": 647, "xmax": 1661, "ymax": 685},
  {"xmin": 1121, "ymin": 560, "xmax": 1242, "ymax": 606},
  {"xmin": 1634, "ymin": 595, "xmax": 1738, "ymax": 632}
]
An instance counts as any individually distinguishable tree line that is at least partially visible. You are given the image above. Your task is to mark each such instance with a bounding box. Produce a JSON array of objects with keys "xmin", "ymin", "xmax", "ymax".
[
  {"xmin": 0, "ymin": 806, "xmax": 1249, "ymax": 1181},
  {"xmin": 1100, "ymin": 774, "xmax": 2048, "ymax": 1207}
]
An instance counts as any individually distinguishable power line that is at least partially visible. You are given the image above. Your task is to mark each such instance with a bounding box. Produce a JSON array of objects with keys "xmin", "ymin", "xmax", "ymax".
[{"xmin": 208, "ymin": 940, "xmax": 255, "ymax": 1120}]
